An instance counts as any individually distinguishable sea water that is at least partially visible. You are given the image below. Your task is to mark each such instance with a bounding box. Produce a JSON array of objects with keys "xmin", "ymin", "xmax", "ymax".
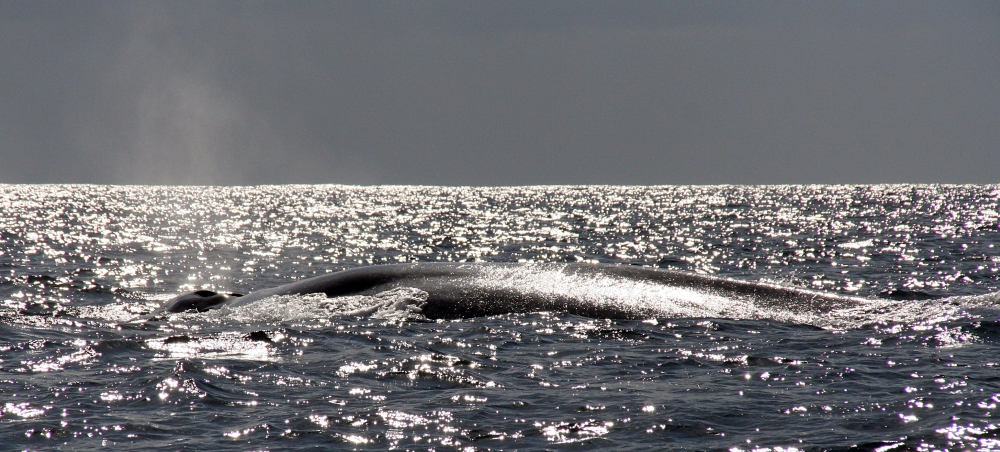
[{"xmin": 1, "ymin": 184, "xmax": 999, "ymax": 451}]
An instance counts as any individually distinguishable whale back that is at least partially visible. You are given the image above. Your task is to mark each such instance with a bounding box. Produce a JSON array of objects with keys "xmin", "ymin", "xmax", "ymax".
[
  {"xmin": 204, "ymin": 263, "xmax": 863, "ymax": 321},
  {"xmin": 161, "ymin": 290, "xmax": 241, "ymax": 313}
]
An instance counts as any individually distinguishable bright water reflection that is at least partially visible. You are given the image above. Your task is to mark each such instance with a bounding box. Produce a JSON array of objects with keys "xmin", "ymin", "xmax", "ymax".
[{"xmin": 1, "ymin": 184, "xmax": 999, "ymax": 450}]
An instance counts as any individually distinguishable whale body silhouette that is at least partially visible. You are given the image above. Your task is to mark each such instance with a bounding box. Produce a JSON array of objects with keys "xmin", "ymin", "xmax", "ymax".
[{"xmin": 157, "ymin": 263, "xmax": 861, "ymax": 320}]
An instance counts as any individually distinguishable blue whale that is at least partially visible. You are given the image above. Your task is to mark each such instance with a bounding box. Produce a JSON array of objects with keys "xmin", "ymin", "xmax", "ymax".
[{"xmin": 156, "ymin": 263, "xmax": 860, "ymax": 320}]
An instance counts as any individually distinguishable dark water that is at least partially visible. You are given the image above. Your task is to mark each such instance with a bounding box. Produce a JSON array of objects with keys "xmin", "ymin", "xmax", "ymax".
[{"xmin": 2, "ymin": 184, "xmax": 999, "ymax": 451}]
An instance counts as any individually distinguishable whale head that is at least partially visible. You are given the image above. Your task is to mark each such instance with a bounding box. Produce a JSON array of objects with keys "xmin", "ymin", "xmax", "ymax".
[{"xmin": 162, "ymin": 290, "xmax": 243, "ymax": 313}]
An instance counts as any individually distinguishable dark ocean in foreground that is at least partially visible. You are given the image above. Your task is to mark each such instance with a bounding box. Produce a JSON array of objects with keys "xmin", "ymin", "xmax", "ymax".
[{"xmin": 2, "ymin": 184, "xmax": 999, "ymax": 451}]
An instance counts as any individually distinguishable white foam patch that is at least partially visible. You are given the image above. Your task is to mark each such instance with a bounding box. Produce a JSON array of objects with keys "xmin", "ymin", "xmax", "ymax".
[
  {"xmin": 820, "ymin": 298, "xmax": 965, "ymax": 329},
  {"xmin": 944, "ymin": 291, "xmax": 1000, "ymax": 307},
  {"xmin": 203, "ymin": 287, "xmax": 429, "ymax": 323},
  {"xmin": 829, "ymin": 292, "xmax": 1000, "ymax": 328}
]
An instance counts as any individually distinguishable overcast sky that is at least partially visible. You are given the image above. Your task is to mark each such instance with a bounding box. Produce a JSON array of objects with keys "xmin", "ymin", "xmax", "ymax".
[{"xmin": 1, "ymin": 1, "xmax": 997, "ymax": 186}]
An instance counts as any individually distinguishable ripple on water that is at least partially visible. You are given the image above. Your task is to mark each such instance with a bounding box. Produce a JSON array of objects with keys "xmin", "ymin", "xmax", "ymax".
[{"xmin": 1, "ymin": 184, "xmax": 999, "ymax": 450}]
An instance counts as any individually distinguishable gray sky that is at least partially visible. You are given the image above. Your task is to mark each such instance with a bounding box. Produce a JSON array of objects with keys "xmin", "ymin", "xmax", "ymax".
[{"xmin": 1, "ymin": 1, "xmax": 997, "ymax": 186}]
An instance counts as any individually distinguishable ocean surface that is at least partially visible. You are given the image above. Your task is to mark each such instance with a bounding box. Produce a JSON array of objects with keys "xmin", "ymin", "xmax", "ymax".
[{"xmin": 2, "ymin": 184, "xmax": 999, "ymax": 451}]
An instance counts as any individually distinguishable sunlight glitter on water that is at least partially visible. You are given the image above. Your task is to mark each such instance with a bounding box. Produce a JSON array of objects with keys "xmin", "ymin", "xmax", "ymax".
[
  {"xmin": 147, "ymin": 333, "xmax": 277, "ymax": 361},
  {"xmin": 2, "ymin": 184, "xmax": 1000, "ymax": 450}
]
